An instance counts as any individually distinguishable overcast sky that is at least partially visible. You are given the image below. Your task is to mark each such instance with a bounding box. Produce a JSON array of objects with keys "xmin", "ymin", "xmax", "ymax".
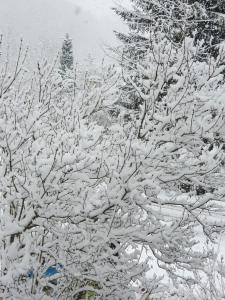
[{"xmin": 0, "ymin": 0, "xmax": 129, "ymax": 62}]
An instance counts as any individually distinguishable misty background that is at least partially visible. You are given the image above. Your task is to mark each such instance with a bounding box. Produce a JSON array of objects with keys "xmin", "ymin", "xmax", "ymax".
[{"xmin": 0, "ymin": 0, "xmax": 128, "ymax": 63}]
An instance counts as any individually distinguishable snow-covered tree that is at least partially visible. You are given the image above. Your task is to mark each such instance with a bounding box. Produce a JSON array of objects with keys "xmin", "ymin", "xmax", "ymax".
[
  {"xmin": 114, "ymin": 0, "xmax": 225, "ymax": 110},
  {"xmin": 0, "ymin": 31, "xmax": 225, "ymax": 300},
  {"xmin": 0, "ymin": 40, "xmax": 146, "ymax": 299},
  {"xmin": 188, "ymin": 0, "xmax": 225, "ymax": 51},
  {"xmin": 113, "ymin": 1, "xmax": 225, "ymax": 298},
  {"xmin": 114, "ymin": 0, "xmax": 225, "ymax": 52},
  {"xmin": 60, "ymin": 33, "xmax": 74, "ymax": 75}
]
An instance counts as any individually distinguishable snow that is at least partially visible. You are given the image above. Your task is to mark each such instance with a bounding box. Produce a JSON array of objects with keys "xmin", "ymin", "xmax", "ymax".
[{"xmin": 0, "ymin": 0, "xmax": 225, "ymax": 298}]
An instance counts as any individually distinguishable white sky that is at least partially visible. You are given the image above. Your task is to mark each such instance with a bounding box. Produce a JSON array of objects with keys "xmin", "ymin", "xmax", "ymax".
[{"xmin": 0, "ymin": 0, "xmax": 129, "ymax": 62}]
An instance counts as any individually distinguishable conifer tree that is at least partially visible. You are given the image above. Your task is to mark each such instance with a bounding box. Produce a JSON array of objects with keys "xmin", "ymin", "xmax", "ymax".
[
  {"xmin": 114, "ymin": 0, "xmax": 225, "ymax": 199},
  {"xmin": 188, "ymin": 0, "xmax": 225, "ymax": 49},
  {"xmin": 114, "ymin": 0, "xmax": 225, "ymax": 53},
  {"xmin": 114, "ymin": 0, "xmax": 225, "ymax": 109},
  {"xmin": 59, "ymin": 33, "xmax": 74, "ymax": 74}
]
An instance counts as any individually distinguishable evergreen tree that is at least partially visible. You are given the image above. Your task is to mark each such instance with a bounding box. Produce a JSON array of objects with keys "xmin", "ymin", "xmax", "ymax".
[
  {"xmin": 114, "ymin": 0, "xmax": 225, "ymax": 109},
  {"xmin": 60, "ymin": 33, "xmax": 74, "ymax": 74},
  {"xmin": 114, "ymin": 0, "xmax": 225, "ymax": 53},
  {"xmin": 188, "ymin": 0, "xmax": 225, "ymax": 49},
  {"xmin": 114, "ymin": 1, "xmax": 225, "ymax": 193}
]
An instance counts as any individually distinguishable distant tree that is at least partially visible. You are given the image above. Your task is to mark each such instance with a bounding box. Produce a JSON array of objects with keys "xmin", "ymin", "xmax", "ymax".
[{"xmin": 59, "ymin": 33, "xmax": 74, "ymax": 74}]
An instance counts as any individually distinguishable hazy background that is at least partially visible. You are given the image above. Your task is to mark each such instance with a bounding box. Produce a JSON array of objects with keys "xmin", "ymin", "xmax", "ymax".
[{"xmin": 0, "ymin": 0, "xmax": 128, "ymax": 63}]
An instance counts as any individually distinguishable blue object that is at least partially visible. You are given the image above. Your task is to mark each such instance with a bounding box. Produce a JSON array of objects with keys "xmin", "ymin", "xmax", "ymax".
[
  {"xmin": 42, "ymin": 264, "xmax": 63, "ymax": 278},
  {"xmin": 27, "ymin": 264, "xmax": 63, "ymax": 279},
  {"xmin": 27, "ymin": 269, "xmax": 34, "ymax": 278}
]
